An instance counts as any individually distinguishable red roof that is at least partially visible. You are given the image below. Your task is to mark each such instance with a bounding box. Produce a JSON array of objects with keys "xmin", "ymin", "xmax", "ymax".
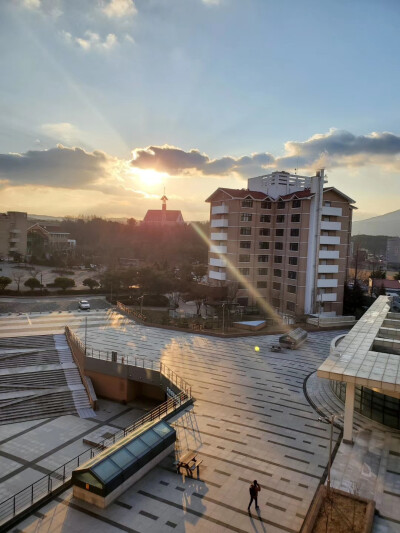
[
  {"xmin": 279, "ymin": 189, "xmax": 313, "ymax": 200},
  {"xmin": 370, "ymin": 279, "xmax": 400, "ymax": 290},
  {"xmin": 206, "ymin": 188, "xmax": 269, "ymax": 201},
  {"xmin": 143, "ymin": 210, "xmax": 183, "ymax": 223}
]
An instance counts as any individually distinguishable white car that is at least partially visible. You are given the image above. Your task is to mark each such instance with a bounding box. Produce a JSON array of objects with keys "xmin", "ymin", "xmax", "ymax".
[{"xmin": 78, "ymin": 300, "xmax": 90, "ymax": 311}]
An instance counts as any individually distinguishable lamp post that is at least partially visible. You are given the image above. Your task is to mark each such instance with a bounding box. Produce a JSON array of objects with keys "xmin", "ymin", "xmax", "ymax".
[
  {"xmin": 222, "ymin": 302, "xmax": 226, "ymax": 334},
  {"xmin": 139, "ymin": 295, "xmax": 144, "ymax": 315},
  {"xmin": 84, "ymin": 316, "xmax": 88, "ymax": 355}
]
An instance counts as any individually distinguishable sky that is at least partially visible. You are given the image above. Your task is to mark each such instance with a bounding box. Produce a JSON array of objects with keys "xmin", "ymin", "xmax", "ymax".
[{"xmin": 1, "ymin": 0, "xmax": 400, "ymax": 222}]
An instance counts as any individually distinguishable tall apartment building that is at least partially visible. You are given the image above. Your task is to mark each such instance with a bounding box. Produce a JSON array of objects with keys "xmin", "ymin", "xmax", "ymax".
[
  {"xmin": 206, "ymin": 170, "xmax": 355, "ymax": 317},
  {"xmin": 0, "ymin": 211, "xmax": 28, "ymax": 259},
  {"xmin": 387, "ymin": 237, "xmax": 400, "ymax": 268}
]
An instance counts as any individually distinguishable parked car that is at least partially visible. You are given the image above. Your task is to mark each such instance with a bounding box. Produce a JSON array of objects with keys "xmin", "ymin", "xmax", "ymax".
[{"xmin": 78, "ymin": 300, "xmax": 90, "ymax": 311}]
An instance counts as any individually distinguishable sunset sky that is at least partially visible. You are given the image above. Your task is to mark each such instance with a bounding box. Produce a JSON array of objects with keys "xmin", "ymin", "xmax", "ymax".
[{"xmin": 1, "ymin": 0, "xmax": 400, "ymax": 221}]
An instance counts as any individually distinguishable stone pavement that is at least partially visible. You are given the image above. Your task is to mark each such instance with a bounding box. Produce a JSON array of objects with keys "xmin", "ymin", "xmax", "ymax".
[
  {"xmin": 307, "ymin": 372, "xmax": 400, "ymax": 532},
  {"xmin": 8, "ymin": 313, "xmax": 345, "ymax": 532}
]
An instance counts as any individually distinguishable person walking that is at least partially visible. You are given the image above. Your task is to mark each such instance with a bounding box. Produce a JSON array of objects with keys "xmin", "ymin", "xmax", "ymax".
[{"xmin": 248, "ymin": 480, "xmax": 261, "ymax": 512}]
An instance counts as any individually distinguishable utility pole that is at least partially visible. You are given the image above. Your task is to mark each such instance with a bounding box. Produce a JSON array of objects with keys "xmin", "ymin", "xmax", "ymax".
[{"xmin": 84, "ymin": 316, "xmax": 88, "ymax": 355}]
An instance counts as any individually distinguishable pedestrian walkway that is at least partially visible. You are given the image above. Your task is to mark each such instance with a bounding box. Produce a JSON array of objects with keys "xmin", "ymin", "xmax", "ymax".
[
  {"xmin": 9, "ymin": 313, "xmax": 344, "ymax": 533},
  {"xmin": 306, "ymin": 372, "xmax": 400, "ymax": 532}
]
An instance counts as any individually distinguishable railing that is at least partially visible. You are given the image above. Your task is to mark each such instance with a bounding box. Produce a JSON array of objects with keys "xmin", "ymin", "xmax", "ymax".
[
  {"xmin": 64, "ymin": 327, "xmax": 192, "ymax": 398},
  {"xmin": 0, "ymin": 391, "xmax": 190, "ymax": 529},
  {"xmin": 117, "ymin": 301, "xmax": 146, "ymax": 321}
]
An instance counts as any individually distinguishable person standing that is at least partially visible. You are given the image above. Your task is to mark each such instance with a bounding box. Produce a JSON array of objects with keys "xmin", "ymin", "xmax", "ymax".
[{"xmin": 248, "ymin": 480, "xmax": 261, "ymax": 512}]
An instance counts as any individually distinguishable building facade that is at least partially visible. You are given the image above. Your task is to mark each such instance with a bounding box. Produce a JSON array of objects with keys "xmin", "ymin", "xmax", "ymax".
[
  {"xmin": 27, "ymin": 224, "xmax": 72, "ymax": 257},
  {"xmin": 387, "ymin": 237, "xmax": 400, "ymax": 268},
  {"xmin": 0, "ymin": 211, "xmax": 28, "ymax": 259},
  {"xmin": 206, "ymin": 170, "xmax": 355, "ymax": 317},
  {"xmin": 142, "ymin": 196, "xmax": 185, "ymax": 227}
]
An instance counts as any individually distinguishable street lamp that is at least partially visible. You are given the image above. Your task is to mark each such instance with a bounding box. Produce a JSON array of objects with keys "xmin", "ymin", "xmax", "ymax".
[
  {"xmin": 139, "ymin": 295, "xmax": 144, "ymax": 315},
  {"xmin": 319, "ymin": 413, "xmax": 343, "ymax": 496}
]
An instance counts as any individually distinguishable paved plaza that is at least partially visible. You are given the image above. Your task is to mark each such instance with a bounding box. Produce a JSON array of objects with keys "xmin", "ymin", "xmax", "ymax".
[{"xmin": 0, "ymin": 309, "xmax": 399, "ymax": 532}]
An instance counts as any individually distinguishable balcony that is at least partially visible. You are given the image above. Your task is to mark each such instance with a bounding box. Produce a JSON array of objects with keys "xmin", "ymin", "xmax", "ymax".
[
  {"xmin": 317, "ymin": 279, "xmax": 338, "ymax": 288},
  {"xmin": 320, "ymin": 236, "xmax": 340, "ymax": 245},
  {"xmin": 9, "ymin": 228, "xmax": 21, "ymax": 234},
  {"xmin": 209, "ymin": 270, "xmax": 226, "ymax": 281},
  {"xmin": 322, "ymin": 206, "xmax": 342, "ymax": 217},
  {"xmin": 212, "ymin": 205, "xmax": 229, "ymax": 215},
  {"xmin": 211, "ymin": 232, "xmax": 228, "ymax": 241},
  {"xmin": 320, "ymin": 221, "xmax": 341, "ymax": 231},
  {"xmin": 9, "ymin": 238, "xmax": 19, "ymax": 244},
  {"xmin": 319, "ymin": 250, "xmax": 339, "ymax": 260},
  {"xmin": 317, "ymin": 293, "xmax": 337, "ymax": 302},
  {"xmin": 209, "ymin": 257, "xmax": 227, "ymax": 267},
  {"xmin": 211, "ymin": 219, "xmax": 229, "ymax": 228},
  {"xmin": 318, "ymin": 264, "xmax": 339, "ymax": 274},
  {"xmin": 210, "ymin": 245, "xmax": 227, "ymax": 254}
]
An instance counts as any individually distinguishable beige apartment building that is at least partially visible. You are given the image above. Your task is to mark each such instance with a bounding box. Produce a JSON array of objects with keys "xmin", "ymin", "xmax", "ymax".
[
  {"xmin": 0, "ymin": 211, "xmax": 28, "ymax": 259},
  {"xmin": 206, "ymin": 170, "xmax": 355, "ymax": 318}
]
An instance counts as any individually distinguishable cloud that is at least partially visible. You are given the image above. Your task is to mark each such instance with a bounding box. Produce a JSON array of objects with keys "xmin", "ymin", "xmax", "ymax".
[
  {"xmin": 131, "ymin": 130, "xmax": 400, "ymax": 179},
  {"xmin": 202, "ymin": 0, "xmax": 222, "ymax": 5},
  {"xmin": 0, "ymin": 145, "xmax": 113, "ymax": 189},
  {"xmin": 18, "ymin": 0, "xmax": 41, "ymax": 9},
  {"xmin": 102, "ymin": 0, "xmax": 137, "ymax": 18},
  {"xmin": 41, "ymin": 122, "xmax": 83, "ymax": 144},
  {"xmin": 62, "ymin": 29, "xmax": 118, "ymax": 51}
]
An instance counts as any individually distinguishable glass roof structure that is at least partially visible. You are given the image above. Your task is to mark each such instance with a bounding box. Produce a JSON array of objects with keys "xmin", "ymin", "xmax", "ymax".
[{"xmin": 72, "ymin": 420, "xmax": 176, "ymax": 497}]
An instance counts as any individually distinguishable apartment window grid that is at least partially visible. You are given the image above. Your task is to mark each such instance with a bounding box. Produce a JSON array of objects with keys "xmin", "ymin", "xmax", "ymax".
[
  {"xmin": 287, "ymin": 285, "xmax": 296, "ymax": 293},
  {"xmin": 239, "ymin": 254, "xmax": 250, "ymax": 262},
  {"xmin": 291, "ymin": 214, "xmax": 301, "ymax": 223},
  {"xmin": 273, "ymin": 282, "xmax": 281, "ymax": 290},
  {"xmin": 241, "ymin": 213, "xmax": 252, "ymax": 222},
  {"xmin": 239, "ymin": 268, "xmax": 250, "ymax": 276},
  {"xmin": 276, "ymin": 215, "xmax": 285, "ymax": 224},
  {"xmin": 277, "ymin": 201, "xmax": 285, "ymax": 209},
  {"xmin": 261, "ymin": 201, "xmax": 272, "ymax": 209},
  {"xmin": 274, "ymin": 255, "xmax": 283, "ymax": 264},
  {"xmin": 257, "ymin": 281, "xmax": 267, "ymax": 288},
  {"xmin": 259, "ymin": 228, "xmax": 270, "ymax": 236},
  {"xmin": 275, "ymin": 242, "xmax": 283, "ymax": 250},
  {"xmin": 258, "ymin": 255, "xmax": 268, "ymax": 263},
  {"xmin": 292, "ymin": 200, "xmax": 301, "ymax": 208},
  {"xmin": 258, "ymin": 268, "xmax": 268, "ymax": 275},
  {"xmin": 240, "ymin": 241, "xmax": 251, "ymax": 249},
  {"xmin": 288, "ymin": 270, "xmax": 297, "ymax": 280},
  {"xmin": 286, "ymin": 301, "xmax": 296, "ymax": 312},
  {"xmin": 290, "ymin": 228, "xmax": 300, "ymax": 237},
  {"xmin": 273, "ymin": 269, "xmax": 282, "ymax": 277},
  {"xmin": 259, "ymin": 242, "xmax": 270, "ymax": 249},
  {"xmin": 260, "ymin": 215, "xmax": 271, "ymax": 223},
  {"xmin": 240, "ymin": 227, "xmax": 252, "ymax": 235},
  {"xmin": 288, "ymin": 256, "xmax": 298, "ymax": 265},
  {"xmin": 242, "ymin": 198, "xmax": 253, "ymax": 208},
  {"xmin": 289, "ymin": 243, "xmax": 299, "ymax": 251},
  {"xmin": 276, "ymin": 229, "xmax": 284, "ymax": 237}
]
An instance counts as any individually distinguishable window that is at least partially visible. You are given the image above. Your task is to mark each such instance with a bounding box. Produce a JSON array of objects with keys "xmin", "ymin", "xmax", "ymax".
[
  {"xmin": 241, "ymin": 213, "xmax": 252, "ymax": 222},
  {"xmin": 259, "ymin": 242, "xmax": 269, "ymax": 249},
  {"xmin": 274, "ymin": 256, "xmax": 283, "ymax": 263},
  {"xmin": 258, "ymin": 268, "xmax": 268, "ymax": 275},
  {"xmin": 291, "ymin": 214, "xmax": 301, "ymax": 223},
  {"xmin": 289, "ymin": 243, "xmax": 299, "ymax": 251},
  {"xmin": 260, "ymin": 214, "xmax": 271, "ymax": 223},
  {"xmin": 276, "ymin": 229, "xmax": 284, "ymax": 237},
  {"xmin": 273, "ymin": 282, "xmax": 281, "ymax": 290},
  {"xmin": 242, "ymin": 198, "xmax": 253, "ymax": 208},
  {"xmin": 239, "ymin": 254, "xmax": 250, "ymax": 262},
  {"xmin": 258, "ymin": 255, "xmax": 268, "ymax": 263},
  {"xmin": 286, "ymin": 301, "xmax": 296, "ymax": 312},
  {"xmin": 272, "ymin": 298, "xmax": 280, "ymax": 308},
  {"xmin": 273, "ymin": 269, "xmax": 282, "ymax": 277},
  {"xmin": 259, "ymin": 228, "xmax": 270, "ymax": 236},
  {"xmin": 240, "ymin": 241, "xmax": 251, "ymax": 248},
  {"xmin": 261, "ymin": 200, "xmax": 271, "ymax": 209},
  {"xmin": 287, "ymin": 285, "xmax": 296, "ymax": 293},
  {"xmin": 288, "ymin": 271, "xmax": 297, "ymax": 280},
  {"xmin": 292, "ymin": 200, "xmax": 301, "ymax": 208},
  {"xmin": 276, "ymin": 215, "xmax": 285, "ymax": 223},
  {"xmin": 324, "ymin": 201, "xmax": 331, "ymax": 207},
  {"xmin": 240, "ymin": 227, "xmax": 251, "ymax": 235},
  {"xmin": 289, "ymin": 256, "xmax": 298, "ymax": 265},
  {"xmin": 277, "ymin": 201, "xmax": 285, "ymax": 209},
  {"xmin": 290, "ymin": 228, "xmax": 300, "ymax": 237},
  {"xmin": 257, "ymin": 281, "xmax": 267, "ymax": 288},
  {"xmin": 275, "ymin": 242, "xmax": 283, "ymax": 250},
  {"xmin": 239, "ymin": 268, "xmax": 249, "ymax": 275}
]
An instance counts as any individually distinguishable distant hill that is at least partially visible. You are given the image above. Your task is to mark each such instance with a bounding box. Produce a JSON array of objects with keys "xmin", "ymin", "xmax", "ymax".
[{"xmin": 352, "ymin": 210, "xmax": 400, "ymax": 236}]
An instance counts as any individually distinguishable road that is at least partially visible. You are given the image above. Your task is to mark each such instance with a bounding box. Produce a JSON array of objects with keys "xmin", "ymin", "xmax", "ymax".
[{"xmin": 0, "ymin": 295, "xmax": 110, "ymax": 315}]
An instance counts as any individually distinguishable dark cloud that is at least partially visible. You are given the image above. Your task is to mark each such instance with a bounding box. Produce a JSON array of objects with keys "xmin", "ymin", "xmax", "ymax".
[{"xmin": 0, "ymin": 145, "xmax": 112, "ymax": 188}]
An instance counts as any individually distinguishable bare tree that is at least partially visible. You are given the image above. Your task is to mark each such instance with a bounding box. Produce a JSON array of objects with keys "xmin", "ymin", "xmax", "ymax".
[{"xmin": 13, "ymin": 272, "xmax": 24, "ymax": 292}]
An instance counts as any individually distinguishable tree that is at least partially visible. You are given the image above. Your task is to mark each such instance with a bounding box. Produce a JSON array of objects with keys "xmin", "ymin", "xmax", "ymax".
[
  {"xmin": 0, "ymin": 276, "xmax": 12, "ymax": 291},
  {"xmin": 83, "ymin": 278, "xmax": 99, "ymax": 291},
  {"xmin": 370, "ymin": 269, "xmax": 386, "ymax": 279},
  {"xmin": 378, "ymin": 283, "xmax": 386, "ymax": 296},
  {"xmin": 13, "ymin": 272, "xmax": 24, "ymax": 292},
  {"xmin": 24, "ymin": 277, "xmax": 41, "ymax": 291},
  {"xmin": 54, "ymin": 277, "xmax": 75, "ymax": 291},
  {"xmin": 343, "ymin": 280, "xmax": 364, "ymax": 315},
  {"xmin": 394, "ymin": 272, "xmax": 400, "ymax": 281}
]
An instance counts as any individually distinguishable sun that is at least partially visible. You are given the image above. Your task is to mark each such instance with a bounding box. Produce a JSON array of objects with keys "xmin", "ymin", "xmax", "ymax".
[{"xmin": 135, "ymin": 168, "xmax": 167, "ymax": 187}]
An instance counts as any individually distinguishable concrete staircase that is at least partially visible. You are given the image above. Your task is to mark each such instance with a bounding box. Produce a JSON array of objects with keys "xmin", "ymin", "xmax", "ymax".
[{"xmin": 0, "ymin": 334, "xmax": 95, "ymax": 424}]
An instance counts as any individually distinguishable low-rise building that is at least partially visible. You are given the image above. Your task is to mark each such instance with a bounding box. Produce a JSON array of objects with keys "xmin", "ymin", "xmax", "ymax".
[
  {"xmin": 0, "ymin": 211, "xmax": 28, "ymax": 259},
  {"xmin": 142, "ymin": 195, "xmax": 184, "ymax": 227},
  {"xmin": 28, "ymin": 223, "xmax": 72, "ymax": 257}
]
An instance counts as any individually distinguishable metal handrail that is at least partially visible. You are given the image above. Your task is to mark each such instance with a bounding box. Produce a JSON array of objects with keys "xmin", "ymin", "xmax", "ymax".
[
  {"xmin": 0, "ymin": 390, "xmax": 190, "ymax": 528},
  {"xmin": 65, "ymin": 327, "xmax": 192, "ymax": 397}
]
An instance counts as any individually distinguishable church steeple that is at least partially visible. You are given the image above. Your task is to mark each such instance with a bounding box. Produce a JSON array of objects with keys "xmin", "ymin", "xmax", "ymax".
[{"xmin": 161, "ymin": 187, "xmax": 168, "ymax": 212}]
